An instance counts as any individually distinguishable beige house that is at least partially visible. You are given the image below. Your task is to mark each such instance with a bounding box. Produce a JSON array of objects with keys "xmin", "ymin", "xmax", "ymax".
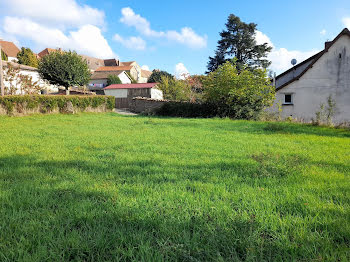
[
  {"xmin": 95, "ymin": 61, "xmax": 152, "ymax": 83},
  {"xmin": 271, "ymin": 28, "xmax": 350, "ymax": 124}
]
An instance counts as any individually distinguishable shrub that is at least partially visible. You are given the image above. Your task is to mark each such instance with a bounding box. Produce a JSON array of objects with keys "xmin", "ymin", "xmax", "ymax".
[
  {"xmin": 148, "ymin": 70, "xmax": 173, "ymax": 83},
  {"xmin": 156, "ymin": 101, "xmax": 218, "ymax": 118},
  {"xmin": 107, "ymin": 75, "xmax": 122, "ymax": 85},
  {"xmin": 17, "ymin": 47, "xmax": 39, "ymax": 68},
  {"xmin": 0, "ymin": 95, "xmax": 115, "ymax": 115},
  {"xmin": 203, "ymin": 61, "xmax": 275, "ymax": 119}
]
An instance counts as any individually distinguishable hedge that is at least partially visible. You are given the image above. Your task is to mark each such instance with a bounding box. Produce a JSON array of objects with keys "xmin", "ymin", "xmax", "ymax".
[
  {"xmin": 0, "ymin": 95, "xmax": 115, "ymax": 115},
  {"xmin": 155, "ymin": 101, "xmax": 219, "ymax": 118}
]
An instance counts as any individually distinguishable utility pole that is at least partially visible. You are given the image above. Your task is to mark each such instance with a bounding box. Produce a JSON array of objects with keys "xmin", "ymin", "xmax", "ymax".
[{"xmin": 0, "ymin": 40, "xmax": 4, "ymax": 96}]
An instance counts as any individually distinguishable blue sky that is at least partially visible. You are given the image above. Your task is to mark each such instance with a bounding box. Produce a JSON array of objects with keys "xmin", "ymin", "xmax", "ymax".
[{"xmin": 1, "ymin": 0, "xmax": 350, "ymax": 76}]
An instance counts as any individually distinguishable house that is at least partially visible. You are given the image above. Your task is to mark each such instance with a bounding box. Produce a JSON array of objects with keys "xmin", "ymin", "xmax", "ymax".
[
  {"xmin": 2, "ymin": 61, "xmax": 59, "ymax": 94},
  {"xmin": 88, "ymin": 70, "xmax": 132, "ymax": 94},
  {"xmin": 37, "ymin": 48, "xmax": 60, "ymax": 59},
  {"xmin": 104, "ymin": 83, "xmax": 163, "ymax": 109},
  {"xmin": 271, "ymin": 28, "xmax": 350, "ymax": 124},
  {"xmin": 80, "ymin": 55, "xmax": 120, "ymax": 72},
  {"xmin": 0, "ymin": 40, "xmax": 20, "ymax": 62},
  {"xmin": 95, "ymin": 61, "xmax": 152, "ymax": 83}
]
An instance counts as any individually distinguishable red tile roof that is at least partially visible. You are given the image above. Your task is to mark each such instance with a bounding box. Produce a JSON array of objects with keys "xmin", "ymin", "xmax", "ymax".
[
  {"xmin": 104, "ymin": 83, "xmax": 158, "ymax": 90},
  {"xmin": 37, "ymin": 48, "xmax": 59, "ymax": 58},
  {"xmin": 0, "ymin": 40, "xmax": 20, "ymax": 57},
  {"xmin": 96, "ymin": 66, "xmax": 132, "ymax": 72}
]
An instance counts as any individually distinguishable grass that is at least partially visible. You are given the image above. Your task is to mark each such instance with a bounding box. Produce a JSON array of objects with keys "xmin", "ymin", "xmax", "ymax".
[{"xmin": 0, "ymin": 113, "xmax": 349, "ymax": 261}]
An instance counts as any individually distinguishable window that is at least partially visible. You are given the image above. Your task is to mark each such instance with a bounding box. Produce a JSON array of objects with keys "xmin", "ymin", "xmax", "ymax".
[{"xmin": 284, "ymin": 94, "xmax": 293, "ymax": 105}]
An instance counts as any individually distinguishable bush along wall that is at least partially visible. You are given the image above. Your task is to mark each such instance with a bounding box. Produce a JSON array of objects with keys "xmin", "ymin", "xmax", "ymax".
[
  {"xmin": 0, "ymin": 95, "xmax": 115, "ymax": 116},
  {"xmin": 155, "ymin": 101, "xmax": 219, "ymax": 118}
]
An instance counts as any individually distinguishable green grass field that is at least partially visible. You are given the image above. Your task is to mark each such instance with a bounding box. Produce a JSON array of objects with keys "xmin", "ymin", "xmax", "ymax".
[{"xmin": 0, "ymin": 113, "xmax": 349, "ymax": 261}]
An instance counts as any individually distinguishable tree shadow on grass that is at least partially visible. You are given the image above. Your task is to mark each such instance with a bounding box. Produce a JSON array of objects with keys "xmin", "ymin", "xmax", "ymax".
[
  {"xmin": 0, "ymin": 154, "xmax": 349, "ymax": 261},
  {"xmin": 127, "ymin": 114, "xmax": 350, "ymax": 138}
]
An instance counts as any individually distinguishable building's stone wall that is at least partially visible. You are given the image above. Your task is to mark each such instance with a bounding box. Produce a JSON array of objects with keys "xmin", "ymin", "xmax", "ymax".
[{"xmin": 130, "ymin": 97, "xmax": 168, "ymax": 113}]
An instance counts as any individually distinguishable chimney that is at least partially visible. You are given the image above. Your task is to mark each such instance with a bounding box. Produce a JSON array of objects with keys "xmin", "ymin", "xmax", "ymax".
[{"xmin": 325, "ymin": 41, "xmax": 332, "ymax": 49}]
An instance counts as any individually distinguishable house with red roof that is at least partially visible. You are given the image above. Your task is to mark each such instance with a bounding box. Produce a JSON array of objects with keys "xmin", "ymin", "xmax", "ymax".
[
  {"xmin": 104, "ymin": 83, "xmax": 163, "ymax": 109},
  {"xmin": 0, "ymin": 40, "xmax": 20, "ymax": 62},
  {"xmin": 271, "ymin": 28, "xmax": 350, "ymax": 124}
]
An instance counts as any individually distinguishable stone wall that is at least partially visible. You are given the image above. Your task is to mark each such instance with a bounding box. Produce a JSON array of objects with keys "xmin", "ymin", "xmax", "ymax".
[{"xmin": 130, "ymin": 97, "xmax": 168, "ymax": 113}]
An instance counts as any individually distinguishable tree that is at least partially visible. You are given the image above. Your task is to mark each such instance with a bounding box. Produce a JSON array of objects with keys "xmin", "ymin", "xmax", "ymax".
[
  {"xmin": 107, "ymin": 75, "xmax": 122, "ymax": 85},
  {"xmin": 148, "ymin": 70, "xmax": 173, "ymax": 83},
  {"xmin": 1, "ymin": 50, "xmax": 8, "ymax": 61},
  {"xmin": 38, "ymin": 50, "xmax": 90, "ymax": 94},
  {"xmin": 17, "ymin": 47, "xmax": 39, "ymax": 68},
  {"xmin": 157, "ymin": 76, "xmax": 191, "ymax": 101},
  {"xmin": 207, "ymin": 14, "xmax": 272, "ymax": 73},
  {"xmin": 204, "ymin": 61, "xmax": 275, "ymax": 119}
]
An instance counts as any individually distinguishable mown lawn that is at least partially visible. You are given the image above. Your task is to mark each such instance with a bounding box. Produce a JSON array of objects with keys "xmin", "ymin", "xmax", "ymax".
[{"xmin": 0, "ymin": 113, "xmax": 349, "ymax": 261}]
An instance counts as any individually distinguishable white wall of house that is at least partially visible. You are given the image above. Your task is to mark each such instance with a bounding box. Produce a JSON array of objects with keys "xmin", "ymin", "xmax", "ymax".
[
  {"xmin": 89, "ymin": 71, "xmax": 131, "ymax": 88},
  {"xmin": 8, "ymin": 57, "xmax": 18, "ymax": 62},
  {"xmin": 3, "ymin": 66, "xmax": 58, "ymax": 94},
  {"xmin": 104, "ymin": 89, "xmax": 128, "ymax": 98},
  {"xmin": 151, "ymin": 88, "xmax": 163, "ymax": 100},
  {"xmin": 118, "ymin": 72, "xmax": 132, "ymax": 84},
  {"xmin": 270, "ymin": 34, "xmax": 350, "ymax": 124}
]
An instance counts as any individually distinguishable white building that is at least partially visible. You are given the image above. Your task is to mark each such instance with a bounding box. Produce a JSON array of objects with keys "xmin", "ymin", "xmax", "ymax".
[
  {"xmin": 271, "ymin": 28, "xmax": 350, "ymax": 124},
  {"xmin": 104, "ymin": 83, "xmax": 163, "ymax": 109},
  {"xmin": 2, "ymin": 61, "xmax": 59, "ymax": 94},
  {"xmin": 88, "ymin": 70, "xmax": 132, "ymax": 94}
]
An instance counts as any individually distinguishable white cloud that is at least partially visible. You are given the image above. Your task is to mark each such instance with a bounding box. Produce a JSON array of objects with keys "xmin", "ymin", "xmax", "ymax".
[
  {"xmin": 175, "ymin": 63, "xmax": 189, "ymax": 79},
  {"xmin": 343, "ymin": 17, "xmax": 350, "ymax": 28},
  {"xmin": 255, "ymin": 30, "xmax": 319, "ymax": 73},
  {"xmin": 320, "ymin": 29, "xmax": 327, "ymax": 36},
  {"xmin": 113, "ymin": 34, "xmax": 146, "ymax": 50},
  {"xmin": 268, "ymin": 48, "xmax": 319, "ymax": 73},
  {"xmin": 4, "ymin": 17, "xmax": 115, "ymax": 58},
  {"xmin": 141, "ymin": 65, "xmax": 150, "ymax": 71},
  {"xmin": 1, "ymin": 0, "xmax": 105, "ymax": 28},
  {"xmin": 255, "ymin": 31, "xmax": 274, "ymax": 48},
  {"xmin": 120, "ymin": 7, "xmax": 207, "ymax": 49}
]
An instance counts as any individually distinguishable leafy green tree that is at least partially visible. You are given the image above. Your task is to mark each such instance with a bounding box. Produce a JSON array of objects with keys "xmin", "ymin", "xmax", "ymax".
[
  {"xmin": 17, "ymin": 47, "xmax": 39, "ymax": 68},
  {"xmin": 207, "ymin": 14, "xmax": 272, "ymax": 73},
  {"xmin": 204, "ymin": 61, "xmax": 275, "ymax": 119},
  {"xmin": 107, "ymin": 74, "xmax": 122, "ymax": 85},
  {"xmin": 38, "ymin": 50, "xmax": 90, "ymax": 94},
  {"xmin": 157, "ymin": 76, "xmax": 191, "ymax": 101},
  {"xmin": 148, "ymin": 70, "xmax": 173, "ymax": 83},
  {"xmin": 1, "ymin": 50, "xmax": 8, "ymax": 61}
]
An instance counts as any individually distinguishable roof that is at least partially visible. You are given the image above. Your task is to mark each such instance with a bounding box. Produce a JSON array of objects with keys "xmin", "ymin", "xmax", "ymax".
[
  {"xmin": 80, "ymin": 54, "xmax": 105, "ymax": 71},
  {"xmin": 37, "ymin": 48, "xmax": 58, "ymax": 58},
  {"xmin": 104, "ymin": 59, "xmax": 119, "ymax": 66},
  {"xmin": 141, "ymin": 69, "xmax": 152, "ymax": 78},
  {"xmin": 276, "ymin": 28, "xmax": 350, "ymax": 91},
  {"xmin": 2, "ymin": 61, "xmax": 38, "ymax": 71},
  {"xmin": 95, "ymin": 66, "xmax": 133, "ymax": 72},
  {"xmin": 120, "ymin": 61, "xmax": 136, "ymax": 66},
  {"xmin": 0, "ymin": 40, "xmax": 20, "ymax": 57},
  {"xmin": 90, "ymin": 71, "xmax": 126, "ymax": 80},
  {"xmin": 104, "ymin": 83, "xmax": 158, "ymax": 90}
]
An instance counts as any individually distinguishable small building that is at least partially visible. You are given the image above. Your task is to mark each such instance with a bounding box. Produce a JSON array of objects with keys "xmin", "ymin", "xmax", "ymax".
[
  {"xmin": 88, "ymin": 70, "xmax": 132, "ymax": 94},
  {"xmin": 271, "ymin": 28, "xmax": 350, "ymax": 124},
  {"xmin": 0, "ymin": 40, "xmax": 20, "ymax": 62},
  {"xmin": 104, "ymin": 83, "xmax": 163, "ymax": 109},
  {"xmin": 2, "ymin": 61, "xmax": 59, "ymax": 94}
]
